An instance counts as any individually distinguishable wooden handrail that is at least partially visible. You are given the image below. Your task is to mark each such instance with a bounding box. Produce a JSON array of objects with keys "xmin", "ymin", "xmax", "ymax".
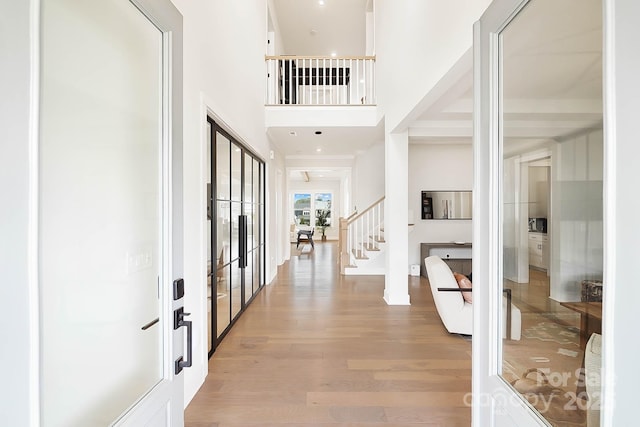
[
  {"xmin": 345, "ymin": 210, "xmax": 358, "ymax": 221},
  {"xmin": 347, "ymin": 196, "xmax": 385, "ymax": 225},
  {"xmin": 265, "ymin": 55, "xmax": 376, "ymax": 61}
]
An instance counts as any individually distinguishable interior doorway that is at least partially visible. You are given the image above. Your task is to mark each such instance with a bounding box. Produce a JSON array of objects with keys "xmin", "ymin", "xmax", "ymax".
[{"xmin": 207, "ymin": 117, "xmax": 265, "ymax": 357}]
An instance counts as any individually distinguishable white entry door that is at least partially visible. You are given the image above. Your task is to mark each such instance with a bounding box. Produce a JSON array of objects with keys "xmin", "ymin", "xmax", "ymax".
[
  {"xmin": 473, "ymin": 0, "xmax": 604, "ymax": 426},
  {"xmin": 39, "ymin": 1, "xmax": 185, "ymax": 426}
]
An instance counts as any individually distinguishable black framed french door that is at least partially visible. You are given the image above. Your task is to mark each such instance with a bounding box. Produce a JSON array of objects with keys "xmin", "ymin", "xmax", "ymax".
[{"xmin": 207, "ymin": 117, "xmax": 265, "ymax": 357}]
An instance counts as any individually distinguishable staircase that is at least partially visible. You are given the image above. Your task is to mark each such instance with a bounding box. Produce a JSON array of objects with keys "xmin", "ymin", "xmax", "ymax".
[{"xmin": 339, "ymin": 197, "xmax": 386, "ymax": 275}]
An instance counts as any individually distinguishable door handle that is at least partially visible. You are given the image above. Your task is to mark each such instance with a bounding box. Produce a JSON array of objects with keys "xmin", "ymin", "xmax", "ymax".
[
  {"xmin": 174, "ymin": 307, "xmax": 192, "ymax": 375},
  {"xmin": 141, "ymin": 317, "xmax": 159, "ymax": 330},
  {"xmin": 239, "ymin": 214, "xmax": 247, "ymax": 268}
]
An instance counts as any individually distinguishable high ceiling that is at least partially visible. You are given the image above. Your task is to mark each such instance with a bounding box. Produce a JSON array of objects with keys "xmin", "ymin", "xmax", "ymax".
[
  {"xmin": 268, "ymin": 0, "xmax": 375, "ymax": 160},
  {"xmin": 412, "ymin": 0, "xmax": 603, "ymax": 154},
  {"xmin": 270, "ymin": 0, "xmax": 369, "ymax": 56},
  {"xmin": 268, "ymin": 0, "xmax": 603, "ymax": 160},
  {"xmin": 267, "ymin": 123, "xmax": 383, "ymax": 157}
]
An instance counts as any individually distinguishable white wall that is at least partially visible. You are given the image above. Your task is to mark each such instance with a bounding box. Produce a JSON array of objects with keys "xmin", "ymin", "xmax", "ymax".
[
  {"xmin": 266, "ymin": 0, "xmax": 285, "ymax": 55},
  {"xmin": 408, "ymin": 143, "xmax": 473, "ymax": 266},
  {"xmin": 528, "ymin": 166, "xmax": 549, "ymax": 217},
  {"xmin": 269, "ymin": 147, "xmax": 287, "ymax": 271},
  {"xmin": 550, "ymin": 129, "xmax": 603, "ymax": 302},
  {"xmin": 375, "ymin": 0, "xmax": 491, "ymax": 130},
  {"xmin": 170, "ymin": 0, "xmax": 275, "ymax": 406},
  {"xmin": 353, "ymin": 142, "xmax": 385, "ymax": 211},
  {"xmin": 376, "ymin": 0, "xmax": 490, "ymax": 302}
]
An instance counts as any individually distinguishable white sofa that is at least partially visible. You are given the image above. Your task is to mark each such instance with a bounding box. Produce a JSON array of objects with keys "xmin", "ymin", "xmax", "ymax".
[
  {"xmin": 424, "ymin": 255, "xmax": 521, "ymax": 340},
  {"xmin": 584, "ymin": 333, "xmax": 601, "ymax": 426}
]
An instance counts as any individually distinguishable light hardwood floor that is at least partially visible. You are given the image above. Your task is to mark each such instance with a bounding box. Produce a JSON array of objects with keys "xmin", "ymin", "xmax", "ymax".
[{"xmin": 185, "ymin": 242, "xmax": 473, "ymax": 427}]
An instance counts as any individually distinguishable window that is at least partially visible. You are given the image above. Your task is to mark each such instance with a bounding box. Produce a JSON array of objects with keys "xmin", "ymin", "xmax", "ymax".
[
  {"xmin": 292, "ymin": 192, "xmax": 333, "ymax": 230},
  {"xmin": 293, "ymin": 193, "xmax": 311, "ymax": 225},
  {"xmin": 314, "ymin": 193, "xmax": 332, "ymax": 227}
]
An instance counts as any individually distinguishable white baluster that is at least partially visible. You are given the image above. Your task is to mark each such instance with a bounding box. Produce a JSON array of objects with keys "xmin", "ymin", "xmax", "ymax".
[
  {"xmin": 278, "ymin": 59, "xmax": 282, "ymax": 104},
  {"xmin": 315, "ymin": 59, "xmax": 319, "ymax": 105},
  {"xmin": 372, "ymin": 59, "xmax": 376, "ymax": 104},
  {"xmin": 288, "ymin": 59, "xmax": 292, "ymax": 105},
  {"xmin": 329, "ymin": 58, "xmax": 333, "ymax": 104},
  {"xmin": 356, "ymin": 58, "xmax": 360, "ymax": 104},
  {"xmin": 322, "ymin": 57, "xmax": 326, "ymax": 105},
  {"xmin": 295, "ymin": 58, "xmax": 299, "ymax": 105}
]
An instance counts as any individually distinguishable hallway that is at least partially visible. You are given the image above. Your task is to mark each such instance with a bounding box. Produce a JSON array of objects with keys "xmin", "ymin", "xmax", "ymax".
[{"xmin": 185, "ymin": 242, "xmax": 472, "ymax": 426}]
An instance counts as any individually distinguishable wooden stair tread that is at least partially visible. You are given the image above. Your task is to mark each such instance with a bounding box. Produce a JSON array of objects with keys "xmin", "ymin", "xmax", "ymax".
[{"xmin": 352, "ymin": 249, "xmax": 369, "ymax": 260}]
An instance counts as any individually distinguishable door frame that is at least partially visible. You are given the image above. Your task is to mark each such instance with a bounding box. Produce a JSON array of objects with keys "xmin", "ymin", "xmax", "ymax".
[
  {"xmin": 207, "ymin": 117, "xmax": 266, "ymax": 357},
  {"xmin": 473, "ymin": 0, "xmax": 557, "ymax": 425}
]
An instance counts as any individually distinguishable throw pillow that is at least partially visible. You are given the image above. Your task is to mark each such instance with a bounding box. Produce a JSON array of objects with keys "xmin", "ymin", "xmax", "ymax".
[{"xmin": 453, "ymin": 272, "xmax": 473, "ymax": 304}]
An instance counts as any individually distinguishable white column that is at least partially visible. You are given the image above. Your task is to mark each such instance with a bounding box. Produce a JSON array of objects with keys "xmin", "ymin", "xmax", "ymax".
[{"xmin": 384, "ymin": 130, "xmax": 410, "ymax": 305}]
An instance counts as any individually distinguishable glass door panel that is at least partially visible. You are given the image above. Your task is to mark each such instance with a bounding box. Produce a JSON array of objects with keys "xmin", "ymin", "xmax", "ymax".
[
  {"xmin": 244, "ymin": 250, "xmax": 253, "ymax": 304},
  {"xmin": 209, "ymin": 121, "xmax": 265, "ymax": 353},
  {"xmin": 253, "ymin": 159, "xmax": 260, "ymax": 206},
  {"xmin": 216, "ymin": 134, "xmax": 230, "ymax": 200},
  {"xmin": 215, "ymin": 200, "xmax": 231, "ymax": 340},
  {"xmin": 498, "ymin": 1, "xmax": 604, "ymax": 425},
  {"xmin": 207, "ymin": 121, "xmax": 212, "ymax": 351},
  {"xmin": 231, "ymin": 202, "xmax": 241, "ymax": 263},
  {"xmin": 216, "ymin": 264, "xmax": 231, "ymax": 337},
  {"xmin": 230, "ymin": 261, "xmax": 242, "ymax": 319},
  {"xmin": 40, "ymin": 0, "xmax": 163, "ymax": 424},
  {"xmin": 253, "ymin": 249, "xmax": 260, "ymax": 295},
  {"xmin": 244, "ymin": 153, "xmax": 253, "ymax": 203},
  {"xmin": 255, "ymin": 205, "xmax": 261, "ymax": 251},
  {"xmin": 216, "ymin": 202, "xmax": 231, "ymax": 269},
  {"xmin": 231, "ymin": 143, "xmax": 242, "ymax": 202},
  {"xmin": 245, "ymin": 203, "xmax": 255, "ymax": 251},
  {"xmin": 230, "ymin": 202, "xmax": 242, "ymax": 319}
]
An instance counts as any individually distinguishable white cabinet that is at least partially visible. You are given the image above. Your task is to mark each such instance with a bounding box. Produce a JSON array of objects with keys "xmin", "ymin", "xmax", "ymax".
[{"xmin": 528, "ymin": 233, "xmax": 549, "ymax": 270}]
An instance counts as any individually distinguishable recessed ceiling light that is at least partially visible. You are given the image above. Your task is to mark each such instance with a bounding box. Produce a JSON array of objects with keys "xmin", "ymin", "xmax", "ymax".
[
  {"xmin": 316, "ymin": 148, "xmax": 322, "ymax": 152},
  {"xmin": 319, "ymin": 0, "xmax": 325, "ymax": 5},
  {"xmin": 330, "ymin": 52, "xmax": 337, "ymax": 57},
  {"xmin": 318, "ymin": 174, "xmax": 324, "ymax": 178},
  {"xmin": 289, "ymin": 131, "xmax": 297, "ymax": 136}
]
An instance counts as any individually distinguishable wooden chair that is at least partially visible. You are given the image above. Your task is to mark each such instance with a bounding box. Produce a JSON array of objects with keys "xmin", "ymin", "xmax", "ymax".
[{"xmin": 296, "ymin": 228, "xmax": 314, "ymax": 249}]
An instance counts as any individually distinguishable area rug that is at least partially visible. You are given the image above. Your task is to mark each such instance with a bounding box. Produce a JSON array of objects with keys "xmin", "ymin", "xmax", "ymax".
[{"xmin": 523, "ymin": 321, "xmax": 579, "ymax": 346}]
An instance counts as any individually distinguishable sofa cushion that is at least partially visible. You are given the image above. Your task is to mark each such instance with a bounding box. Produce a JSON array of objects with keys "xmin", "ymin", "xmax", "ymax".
[{"xmin": 453, "ymin": 272, "xmax": 473, "ymax": 304}]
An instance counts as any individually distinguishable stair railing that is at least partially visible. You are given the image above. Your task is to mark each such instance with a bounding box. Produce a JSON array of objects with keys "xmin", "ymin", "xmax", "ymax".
[{"xmin": 339, "ymin": 196, "xmax": 385, "ymax": 274}]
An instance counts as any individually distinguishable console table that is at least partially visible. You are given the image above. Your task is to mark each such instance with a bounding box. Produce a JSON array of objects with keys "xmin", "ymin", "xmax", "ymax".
[
  {"xmin": 559, "ymin": 301, "xmax": 602, "ymax": 348},
  {"xmin": 420, "ymin": 242, "xmax": 472, "ymax": 277}
]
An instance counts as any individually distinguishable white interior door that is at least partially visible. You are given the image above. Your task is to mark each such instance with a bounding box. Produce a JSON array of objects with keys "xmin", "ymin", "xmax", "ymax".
[{"xmin": 39, "ymin": 1, "xmax": 184, "ymax": 426}]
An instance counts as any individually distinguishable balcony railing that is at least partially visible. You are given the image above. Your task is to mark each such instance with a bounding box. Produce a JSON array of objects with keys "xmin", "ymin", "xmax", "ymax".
[{"xmin": 265, "ymin": 56, "xmax": 376, "ymax": 106}]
